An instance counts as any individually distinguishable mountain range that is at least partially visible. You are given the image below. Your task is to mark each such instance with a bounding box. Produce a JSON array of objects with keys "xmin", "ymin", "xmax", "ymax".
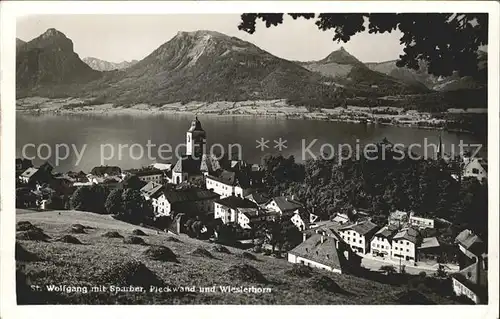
[
  {"xmin": 82, "ymin": 57, "xmax": 138, "ymax": 71},
  {"xmin": 16, "ymin": 28, "xmax": 487, "ymax": 108}
]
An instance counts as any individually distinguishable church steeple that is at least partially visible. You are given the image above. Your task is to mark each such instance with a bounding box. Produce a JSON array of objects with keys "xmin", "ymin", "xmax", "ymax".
[{"xmin": 186, "ymin": 116, "xmax": 206, "ymax": 157}]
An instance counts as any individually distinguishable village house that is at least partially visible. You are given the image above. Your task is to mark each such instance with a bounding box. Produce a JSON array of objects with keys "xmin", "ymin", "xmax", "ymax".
[
  {"xmin": 90, "ymin": 165, "xmax": 122, "ymax": 177},
  {"xmin": 417, "ymin": 236, "xmax": 443, "ymax": 263},
  {"xmin": 370, "ymin": 225, "xmax": 399, "ymax": 258},
  {"xmin": 18, "ymin": 162, "xmax": 53, "ymax": 185},
  {"xmin": 408, "ymin": 213, "xmax": 435, "ymax": 229},
  {"xmin": 244, "ymin": 192, "xmax": 269, "ymax": 207},
  {"xmin": 151, "ymin": 162, "xmax": 172, "ymax": 172},
  {"xmin": 214, "ymin": 195, "xmax": 274, "ymax": 228},
  {"xmin": 331, "ymin": 212, "xmax": 350, "ymax": 224},
  {"xmin": 338, "ymin": 220, "xmax": 379, "ymax": 254},
  {"xmin": 205, "ymin": 169, "xmax": 252, "ymax": 198},
  {"xmin": 455, "ymin": 229, "xmax": 485, "ymax": 260},
  {"xmin": 130, "ymin": 168, "xmax": 164, "ymax": 183},
  {"xmin": 451, "ymin": 230, "xmax": 488, "ymax": 304},
  {"xmin": 290, "ymin": 210, "xmax": 310, "ymax": 231},
  {"xmin": 288, "ymin": 232, "xmax": 361, "ymax": 274},
  {"xmin": 139, "ymin": 181, "xmax": 163, "ymax": 201},
  {"xmin": 388, "ymin": 210, "xmax": 409, "ymax": 228},
  {"xmin": 462, "ymin": 157, "xmax": 488, "ymax": 183},
  {"xmin": 152, "ymin": 187, "xmax": 219, "ymax": 218},
  {"xmin": 265, "ymin": 196, "xmax": 304, "ymax": 216},
  {"xmin": 391, "ymin": 227, "xmax": 421, "ymax": 262}
]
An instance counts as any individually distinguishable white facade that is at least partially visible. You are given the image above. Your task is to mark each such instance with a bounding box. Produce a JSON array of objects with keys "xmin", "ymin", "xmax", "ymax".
[
  {"xmin": 154, "ymin": 194, "xmax": 172, "ymax": 216},
  {"xmin": 205, "ymin": 175, "xmax": 250, "ymax": 199},
  {"xmin": 339, "ymin": 229, "xmax": 367, "ymax": 254},
  {"xmin": 290, "ymin": 211, "xmax": 307, "ymax": 231},
  {"xmin": 287, "ymin": 253, "xmax": 342, "ymax": 273},
  {"xmin": 452, "ymin": 277, "xmax": 479, "ymax": 304},
  {"xmin": 391, "ymin": 238, "xmax": 416, "ymax": 261},
  {"xmin": 409, "ymin": 215, "xmax": 434, "ymax": 229},
  {"xmin": 370, "ymin": 236, "xmax": 392, "ymax": 257},
  {"xmin": 463, "ymin": 158, "xmax": 487, "ymax": 182},
  {"xmin": 137, "ymin": 173, "xmax": 163, "ymax": 183}
]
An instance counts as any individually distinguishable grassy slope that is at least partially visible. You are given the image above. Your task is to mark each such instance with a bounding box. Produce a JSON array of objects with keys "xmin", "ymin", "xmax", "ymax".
[{"xmin": 16, "ymin": 209, "xmax": 457, "ymax": 305}]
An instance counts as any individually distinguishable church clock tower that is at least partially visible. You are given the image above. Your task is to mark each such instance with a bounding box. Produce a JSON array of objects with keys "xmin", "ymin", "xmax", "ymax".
[{"xmin": 186, "ymin": 117, "xmax": 206, "ymax": 157}]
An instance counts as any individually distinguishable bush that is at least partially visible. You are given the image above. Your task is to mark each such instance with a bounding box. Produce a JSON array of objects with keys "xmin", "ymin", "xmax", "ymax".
[
  {"xmin": 56, "ymin": 235, "xmax": 83, "ymax": 244},
  {"xmin": 16, "ymin": 229, "xmax": 51, "ymax": 241},
  {"xmin": 123, "ymin": 236, "xmax": 147, "ymax": 245},
  {"xmin": 16, "ymin": 221, "xmax": 39, "ymax": 232},
  {"xmin": 224, "ymin": 264, "xmax": 267, "ymax": 283},
  {"xmin": 211, "ymin": 244, "xmax": 231, "ymax": 254},
  {"xmin": 132, "ymin": 229, "xmax": 147, "ymax": 236},
  {"xmin": 70, "ymin": 224, "xmax": 86, "ymax": 234},
  {"xmin": 98, "ymin": 260, "xmax": 164, "ymax": 287},
  {"xmin": 102, "ymin": 231, "xmax": 123, "ymax": 238},
  {"xmin": 143, "ymin": 245, "xmax": 178, "ymax": 262},
  {"xmin": 190, "ymin": 247, "xmax": 214, "ymax": 258},
  {"xmin": 309, "ymin": 275, "xmax": 343, "ymax": 293},
  {"xmin": 285, "ymin": 264, "xmax": 313, "ymax": 278},
  {"xmin": 241, "ymin": 252, "xmax": 257, "ymax": 261}
]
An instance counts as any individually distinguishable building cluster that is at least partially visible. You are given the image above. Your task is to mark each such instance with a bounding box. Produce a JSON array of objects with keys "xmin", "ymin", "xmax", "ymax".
[{"xmin": 15, "ymin": 118, "xmax": 488, "ymax": 304}]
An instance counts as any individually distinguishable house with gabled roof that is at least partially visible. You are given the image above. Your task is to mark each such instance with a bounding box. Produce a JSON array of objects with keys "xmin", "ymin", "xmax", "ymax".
[
  {"xmin": 140, "ymin": 181, "xmax": 163, "ymax": 201},
  {"xmin": 370, "ymin": 225, "xmax": 399, "ymax": 258},
  {"xmin": 153, "ymin": 187, "xmax": 219, "ymax": 218},
  {"xmin": 205, "ymin": 168, "xmax": 252, "ymax": 198},
  {"xmin": 288, "ymin": 233, "xmax": 360, "ymax": 274},
  {"xmin": 213, "ymin": 195, "xmax": 276, "ymax": 228},
  {"xmin": 265, "ymin": 195, "xmax": 304, "ymax": 216},
  {"xmin": 245, "ymin": 192, "xmax": 269, "ymax": 207},
  {"xmin": 391, "ymin": 227, "xmax": 421, "ymax": 262},
  {"xmin": 462, "ymin": 157, "xmax": 487, "ymax": 183},
  {"xmin": 455, "ymin": 229, "xmax": 486, "ymax": 259},
  {"xmin": 338, "ymin": 220, "xmax": 379, "ymax": 254}
]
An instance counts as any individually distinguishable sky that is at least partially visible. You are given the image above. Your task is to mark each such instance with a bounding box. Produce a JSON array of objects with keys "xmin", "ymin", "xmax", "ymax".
[{"xmin": 16, "ymin": 14, "xmax": 405, "ymax": 63}]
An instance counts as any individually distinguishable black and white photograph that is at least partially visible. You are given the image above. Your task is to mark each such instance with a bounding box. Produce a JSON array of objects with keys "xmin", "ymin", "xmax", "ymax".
[{"xmin": 0, "ymin": 1, "xmax": 498, "ymax": 313}]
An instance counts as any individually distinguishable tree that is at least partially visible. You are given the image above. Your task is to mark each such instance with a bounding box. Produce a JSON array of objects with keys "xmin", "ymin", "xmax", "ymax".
[
  {"xmin": 238, "ymin": 13, "xmax": 487, "ymax": 78},
  {"xmin": 105, "ymin": 189, "xmax": 123, "ymax": 215},
  {"xmin": 70, "ymin": 186, "xmax": 91, "ymax": 211},
  {"xmin": 120, "ymin": 188, "xmax": 145, "ymax": 222},
  {"xmin": 380, "ymin": 265, "xmax": 397, "ymax": 275}
]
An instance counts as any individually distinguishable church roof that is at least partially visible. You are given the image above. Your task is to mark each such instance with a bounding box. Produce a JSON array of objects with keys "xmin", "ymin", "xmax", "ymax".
[
  {"xmin": 172, "ymin": 156, "xmax": 202, "ymax": 174},
  {"xmin": 187, "ymin": 117, "xmax": 204, "ymax": 132},
  {"xmin": 200, "ymin": 154, "xmax": 221, "ymax": 173}
]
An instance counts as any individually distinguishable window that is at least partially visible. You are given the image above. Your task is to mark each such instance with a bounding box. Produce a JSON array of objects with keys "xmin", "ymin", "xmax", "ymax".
[
  {"xmin": 406, "ymin": 242, "xmax": 409, "ymax": 245},
  {"xmin": 472, "ymin": 168, "xmax": 479, "ymax": 174},
  {"xmin": 359, "ymin": 240, "xmax": 362, "ymax": 244},
  {"xmin": 406, "ymin": 249, "xmax": 409, "ymax": 252}
]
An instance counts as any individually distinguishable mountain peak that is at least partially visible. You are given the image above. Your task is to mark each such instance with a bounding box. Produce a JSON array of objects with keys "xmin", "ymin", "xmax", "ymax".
[
  {"xmin": 41, "ymin": 28, "xmax": 67, "ymax": 39},
  {"xmin": 321, "ymin": 46, "xmax": 364, "ymax": 66}
]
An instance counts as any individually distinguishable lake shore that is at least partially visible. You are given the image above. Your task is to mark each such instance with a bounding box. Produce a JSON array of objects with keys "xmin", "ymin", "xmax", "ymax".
[{"xmin": 16, "ymin": 97, "xmax": 485, "ymax": 133}]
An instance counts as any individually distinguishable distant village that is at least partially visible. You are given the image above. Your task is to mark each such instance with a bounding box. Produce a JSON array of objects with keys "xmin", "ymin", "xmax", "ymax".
[{"xmin": 16, "ymin": 117, "xmax": 488, "ymax": 304}]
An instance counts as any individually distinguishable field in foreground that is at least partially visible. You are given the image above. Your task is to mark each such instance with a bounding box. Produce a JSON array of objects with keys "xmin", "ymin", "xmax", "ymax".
[{"xmin": 16, "ymin": 209, "xmax": 460, "ymax": 305}]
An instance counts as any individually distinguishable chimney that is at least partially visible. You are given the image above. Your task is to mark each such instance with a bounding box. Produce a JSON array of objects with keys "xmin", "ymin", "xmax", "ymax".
[
  {"xmin": 302, "ymin": 232, "xmax": 307, "ymax": 242},
  {"xmin": 321, "ymin": 234, "xmax": 325, "ymax": 244}
]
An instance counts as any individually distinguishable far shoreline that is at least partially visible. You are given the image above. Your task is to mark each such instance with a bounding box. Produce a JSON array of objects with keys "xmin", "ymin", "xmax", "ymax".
[{"xmin": 16, "ymin": 96, "xmax": 486, "ymax": 135}]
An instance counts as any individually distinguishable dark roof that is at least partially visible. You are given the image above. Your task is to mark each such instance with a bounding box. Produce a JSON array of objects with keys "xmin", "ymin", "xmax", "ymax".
[
  {"xmin": 289, "ymin": 234, "xmax": 343, "ymax": 270},
  {"xmin": 20, "ymin": 167, "xmax": 39, "ymax": 178},
  {"xmin": 207, "ymin": 170, "xmax": 236, "ymax": 185},
  {"xmin": 200, "ymin": 154, "xmax": 221, "ymax": 173},
  {"xmin": 163, "ymin": 188, "xmax": 219, "ymax": 204},
  {"xmin": 215, "ymin": 195, "xmax": 258, "ymax": 210},
  {"xmin": 90, "ymin": 165, "xmax": 121, "ymax": 176},
  {"xmin": 140, "ymin": 182, "xmax": 163, "ymax": 197},
  {"xmin": 375, "ymin": 225, "xmax": 399, "ymax": 239},
  {"xmin": 393, "ymin": 228, "xmax": 420, "ymax": 244},
  {"xmin": 245, "ymin": 192, "xmax": 269, "ymax": 205},
  {"xmin": 187, "ymin": 117, "xmax": 204, "ymax": 132},
  {"xmin": 269, "ymin": 196, "xmax": 303, "ymax": 212},
  {"xmin": 340, "ymin": 220, "xmax": 379, "ymax": 236},
  {"xmin": 455, "ymin": 229, "xmax": 485, "ymax": 255},
  {"xmin": 172, "ymin": 156, "xmax": 202, "ymax": 174},
  {"xmin": 132, "ymin": 169, "xmax": 163, "ymax": 177}
]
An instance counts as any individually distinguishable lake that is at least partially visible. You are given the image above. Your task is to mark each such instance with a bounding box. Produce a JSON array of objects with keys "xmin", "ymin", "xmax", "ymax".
[{"xmin": 16, "ymin": 113, "xmax": 486, "ymax": 173}]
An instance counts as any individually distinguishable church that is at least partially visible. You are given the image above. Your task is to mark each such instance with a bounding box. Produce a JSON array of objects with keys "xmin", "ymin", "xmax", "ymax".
[{"xmin": 167, "ymin": 117, "xmax": 222, "ymax": 185}]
